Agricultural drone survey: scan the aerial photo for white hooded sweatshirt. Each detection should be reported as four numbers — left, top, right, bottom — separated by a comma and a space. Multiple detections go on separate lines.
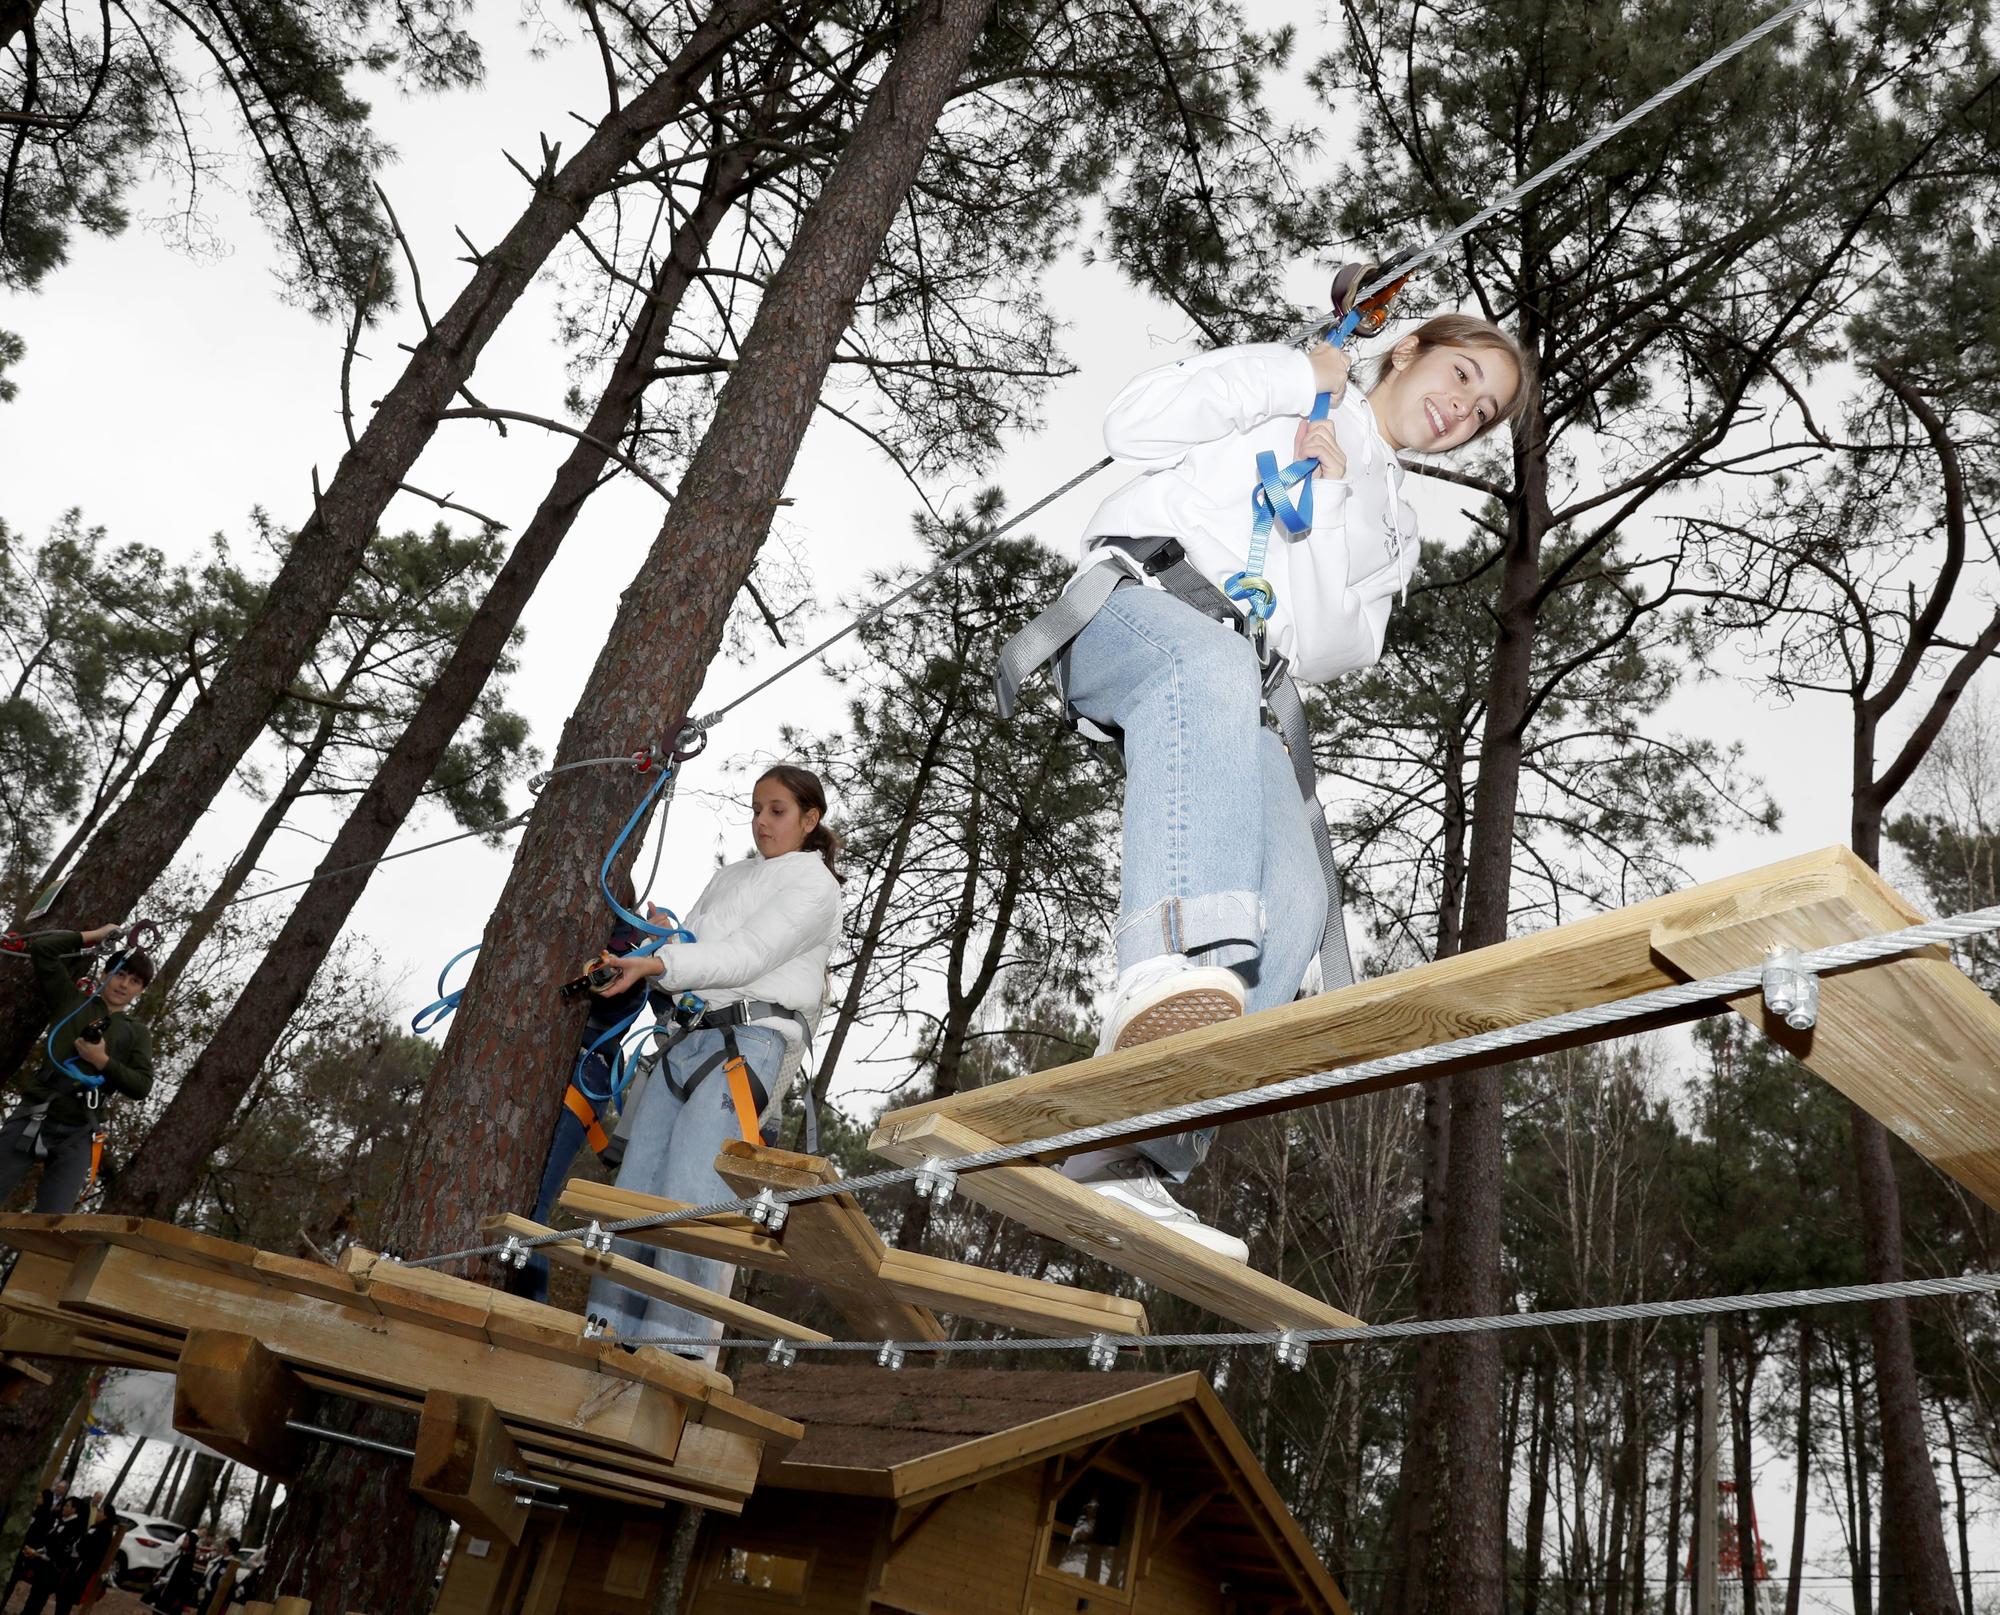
1078, 342, 1418, 684
650, 849, 842, 1047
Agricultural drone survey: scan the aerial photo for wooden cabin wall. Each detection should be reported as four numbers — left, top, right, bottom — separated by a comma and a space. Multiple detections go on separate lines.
869, 1469, 1044, 1615
686, 1492, 889, 1615
1129, 1534, 1226, 1615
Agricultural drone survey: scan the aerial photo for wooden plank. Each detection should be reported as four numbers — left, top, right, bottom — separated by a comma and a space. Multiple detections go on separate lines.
870, 846, 1889, 1157
875, 1249, 1151, 1337
871, 1116, 1361, 1331
56, 1243, 696, 1471
553, 1179, 791, 1268
481, 1213, 830, 1343
1650, 858, 2000, 1208
173, 1330, 307, 1477
250, 1250, 373, 1310
714, 1143, 944, 1343
0, 1215, 88, 1260
412, 1390, 532, 1546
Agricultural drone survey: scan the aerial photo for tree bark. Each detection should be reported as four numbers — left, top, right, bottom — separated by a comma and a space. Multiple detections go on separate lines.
108, 145, 752, 1225
101, 1436, 146, 1509
261, 0, 996, 1605
144, 1442, 183, 1514
1938, 1396, 1972, 1615
1519, 1356, 1552, 1615
1664, 1349, 1687, 1615
169, 1453, 224, 1529
1783, 1321, 1811, 1615
1415, 399, 1552, 1613
242, 1471, 280, 1546
0, 0, 783, 1078
1730, 1336, 1759, 1615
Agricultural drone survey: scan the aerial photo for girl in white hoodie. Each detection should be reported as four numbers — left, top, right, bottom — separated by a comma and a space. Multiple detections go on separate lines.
583, 764, 844, 1343
1053, 314, 1531, 1258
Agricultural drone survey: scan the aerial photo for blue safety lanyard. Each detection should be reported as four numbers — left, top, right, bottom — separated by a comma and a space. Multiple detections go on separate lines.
1222, 312, 1366, 627
45, 992, 107, 1090
411, 943, 482, 1035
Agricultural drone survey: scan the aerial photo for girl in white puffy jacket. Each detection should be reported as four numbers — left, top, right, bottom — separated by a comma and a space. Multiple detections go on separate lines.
583, 764, 844, 1344
1056, 313, 1531, 1260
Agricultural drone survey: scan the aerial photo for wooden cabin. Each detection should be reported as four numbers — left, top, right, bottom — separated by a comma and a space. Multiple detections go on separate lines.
433, 1367, 1350, 1615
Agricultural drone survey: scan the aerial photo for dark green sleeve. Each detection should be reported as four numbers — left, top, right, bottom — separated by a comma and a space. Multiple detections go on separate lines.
24, 931, 84, 1009
102, 1025, 154, 1100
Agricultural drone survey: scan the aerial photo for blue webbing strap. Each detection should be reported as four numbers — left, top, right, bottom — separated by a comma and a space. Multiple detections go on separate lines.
412, 943, 482, 1035
45, 993, 106, 1088
1224, 390, 1332, 622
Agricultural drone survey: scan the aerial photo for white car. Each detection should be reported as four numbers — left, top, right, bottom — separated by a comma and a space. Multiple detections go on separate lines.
112, 1517, 190, 1586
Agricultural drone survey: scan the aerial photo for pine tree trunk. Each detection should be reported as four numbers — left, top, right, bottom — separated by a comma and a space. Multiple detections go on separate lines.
242, 1472, 279, 1546
170, 1453, 224, 1529
1937, 1397, 1972, 1615
1843, 624, 1960, 1615
144, 1442, 181, 1514
0, 0, 783, 1078
101, 1437, 146, 1509
106, 149, 753, 1226
1730, 1337, 1759, 1615
260, 0, 995, 1605
1519, 1358, 1552, 1615
1416, 412, 1552, 1612
1783, 1321, 1811, 1615
1664, 1349, 1687, 1615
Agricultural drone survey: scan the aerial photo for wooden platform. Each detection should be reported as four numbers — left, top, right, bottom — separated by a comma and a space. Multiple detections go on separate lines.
870, 847, 2000, 1303
0, 1214, 802, 1517
556, 1142, 1156, 1338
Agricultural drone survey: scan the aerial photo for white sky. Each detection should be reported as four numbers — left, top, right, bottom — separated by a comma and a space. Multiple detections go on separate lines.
0, 3, 1982, 1606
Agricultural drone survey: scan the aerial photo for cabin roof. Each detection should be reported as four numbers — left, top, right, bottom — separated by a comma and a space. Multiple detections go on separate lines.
735, 1365, 1349, 1615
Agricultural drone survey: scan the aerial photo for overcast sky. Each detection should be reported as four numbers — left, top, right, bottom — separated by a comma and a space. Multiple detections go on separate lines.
1, 5, 1981, 1600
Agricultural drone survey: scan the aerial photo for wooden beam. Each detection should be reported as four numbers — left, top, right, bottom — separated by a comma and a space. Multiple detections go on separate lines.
556, 1177, 1148, 1337
411, 1390, 531, 1546
712, 1143, 945, 1343
54, 1242, 690, 1466
173, 1330, 307, 1478
478, 1213, 830, 1342
1651, 866, 2000, 1209
869, 847, 1902, 1158
870, 1116, 1360, 1330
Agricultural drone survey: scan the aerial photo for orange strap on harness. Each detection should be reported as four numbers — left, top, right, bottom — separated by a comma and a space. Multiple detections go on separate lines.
724, 1055, 763, 1145
563, 1084, 611, 1154
86, 1128, 105, 1191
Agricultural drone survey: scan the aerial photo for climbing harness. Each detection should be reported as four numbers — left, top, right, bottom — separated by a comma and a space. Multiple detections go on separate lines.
995, 537, 1355, 992
40, 919, 162, 1095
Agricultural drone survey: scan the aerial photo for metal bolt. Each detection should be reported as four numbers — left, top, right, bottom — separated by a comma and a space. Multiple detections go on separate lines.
582, 1316, 607, 1341
767, 1341, 798, 1368
913, 1158, 958, 1203
1086, 1334, 1119, 1372
1760, 943, 1821, 1031
499, 1236, 529, 1270
877, 1343, 906, 1371
582, 1221, 613, 1254
749, 1189, 789, 1232
1275, 1331, 1309, 1371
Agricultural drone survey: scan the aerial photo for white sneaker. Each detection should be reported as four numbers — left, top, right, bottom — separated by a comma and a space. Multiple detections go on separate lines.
1097, 953, 1245, 1055
1073, 1156, 1250, 1263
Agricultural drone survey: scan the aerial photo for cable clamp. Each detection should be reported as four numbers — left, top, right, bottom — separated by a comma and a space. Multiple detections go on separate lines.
499, 1235, 529, 1270
749, 1189, 789, 1232
631, 748, 656, 774
582, 1221, 614, 1254
877, 1343, 906, 1371
1274, 1331, 1309, 1371
1087, 1334, 1119, 1372
582, 1316, 607, 1341
767, 1340, 799, 1368
1760, 943, 1820, 1031
912, 1158, 958, 1203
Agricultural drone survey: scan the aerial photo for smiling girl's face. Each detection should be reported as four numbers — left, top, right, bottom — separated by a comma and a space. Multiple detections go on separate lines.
1369, 337, 1522, 454
751, 775, 820, 859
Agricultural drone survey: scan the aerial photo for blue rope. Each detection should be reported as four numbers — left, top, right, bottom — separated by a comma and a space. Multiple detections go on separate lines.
1222, 313, 1366, 622
412, 943, 482, 1035
45, 992, 106, 1087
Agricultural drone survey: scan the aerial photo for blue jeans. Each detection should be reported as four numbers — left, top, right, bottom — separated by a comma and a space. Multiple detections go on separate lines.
585, 1024, 787, 1344
1065, 585, 1326, 1179
512, 1052, 614, 1305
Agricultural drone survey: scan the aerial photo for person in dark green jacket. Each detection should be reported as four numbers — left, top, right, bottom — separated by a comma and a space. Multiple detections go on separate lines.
0, 925, 155, 1209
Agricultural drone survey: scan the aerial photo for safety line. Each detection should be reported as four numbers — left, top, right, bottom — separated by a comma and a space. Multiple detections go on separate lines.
681, 0, 1827, 730
225, 812, 531, 908
400, 900, 2000, 1269
623, 1271, 2000, 1358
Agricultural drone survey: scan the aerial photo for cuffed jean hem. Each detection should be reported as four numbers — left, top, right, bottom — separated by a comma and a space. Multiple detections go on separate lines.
1113, 890, 1261, 973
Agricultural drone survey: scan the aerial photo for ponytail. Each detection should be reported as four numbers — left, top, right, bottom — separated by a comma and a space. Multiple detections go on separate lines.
758, 765, 845, 885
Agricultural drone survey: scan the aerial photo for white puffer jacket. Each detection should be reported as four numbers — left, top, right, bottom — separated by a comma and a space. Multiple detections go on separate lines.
1077, 342, 1418, 685
651, 850, 842, 1048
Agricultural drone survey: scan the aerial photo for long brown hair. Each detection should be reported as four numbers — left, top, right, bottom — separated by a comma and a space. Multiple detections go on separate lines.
757, 765, 844, 884
1373, 313, 1535, 438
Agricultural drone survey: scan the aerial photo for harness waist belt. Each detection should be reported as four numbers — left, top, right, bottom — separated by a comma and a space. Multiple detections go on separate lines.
994, 536, 1354, 992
